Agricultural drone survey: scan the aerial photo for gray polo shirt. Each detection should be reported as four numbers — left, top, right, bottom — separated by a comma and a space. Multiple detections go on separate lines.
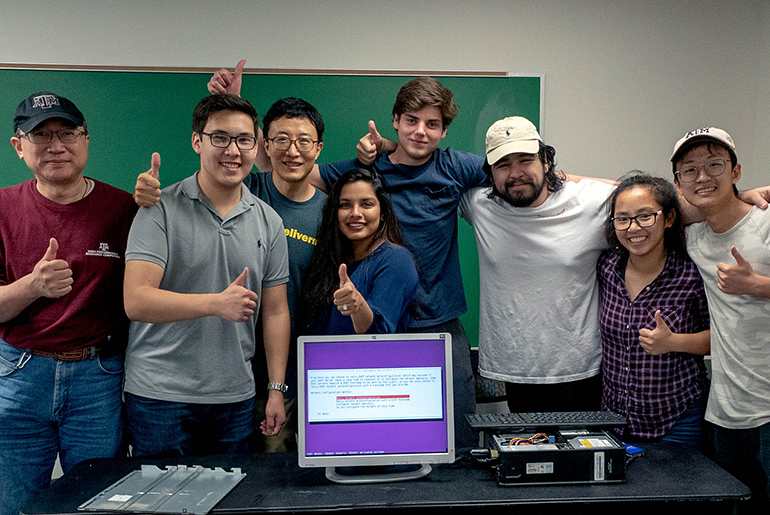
124, 173, 289, 404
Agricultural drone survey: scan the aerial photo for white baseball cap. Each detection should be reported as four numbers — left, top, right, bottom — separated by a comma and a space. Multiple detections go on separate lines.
670, 127, 735, 163
485, 116, 542, 165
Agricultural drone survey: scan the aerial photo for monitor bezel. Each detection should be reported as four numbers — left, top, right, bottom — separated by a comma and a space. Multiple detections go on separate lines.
297, 332, 455, 470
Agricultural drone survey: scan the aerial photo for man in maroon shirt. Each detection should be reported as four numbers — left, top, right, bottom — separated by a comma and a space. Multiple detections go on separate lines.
0, 92, 137, 515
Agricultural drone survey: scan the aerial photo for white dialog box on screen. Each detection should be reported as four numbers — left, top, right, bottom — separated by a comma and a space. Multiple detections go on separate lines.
307, 367, 443, 423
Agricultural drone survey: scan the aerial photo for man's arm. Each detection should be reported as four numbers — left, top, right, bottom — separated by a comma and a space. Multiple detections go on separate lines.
123, 261, 258, 323
563, 173, 618, 186
258, 283, 290, 435
307, 164, 325, 192
0, 238, 72, 323
737, 185, 770, 210
680, 186, 770, 225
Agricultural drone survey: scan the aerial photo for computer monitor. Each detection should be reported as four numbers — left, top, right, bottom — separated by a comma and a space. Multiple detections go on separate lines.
297, 333, 455, 484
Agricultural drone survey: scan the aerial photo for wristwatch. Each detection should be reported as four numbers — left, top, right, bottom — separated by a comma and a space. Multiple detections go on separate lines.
267, 382, 288, 394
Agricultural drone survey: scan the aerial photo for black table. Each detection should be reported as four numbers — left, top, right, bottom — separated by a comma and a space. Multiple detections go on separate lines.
22, 443, 750, 515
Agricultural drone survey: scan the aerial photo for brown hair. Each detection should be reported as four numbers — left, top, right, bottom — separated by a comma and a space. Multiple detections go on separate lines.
392, 77, 458, 129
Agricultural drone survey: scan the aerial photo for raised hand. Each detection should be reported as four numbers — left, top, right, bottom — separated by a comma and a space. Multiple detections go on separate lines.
31, 238, 73, 298
717, 246, 760, 295
216, 267, 258, 322
333, 264, 363, 315
356, 120, 383, 165
134, 152, 162, 207
638, 310, 674, 355
207, 59, 246, 96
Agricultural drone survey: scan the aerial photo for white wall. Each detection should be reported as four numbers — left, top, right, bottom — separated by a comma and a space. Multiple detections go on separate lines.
1, 0, 768, 188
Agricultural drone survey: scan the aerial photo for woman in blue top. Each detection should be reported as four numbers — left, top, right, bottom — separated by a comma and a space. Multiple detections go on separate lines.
301, 168, 418, 335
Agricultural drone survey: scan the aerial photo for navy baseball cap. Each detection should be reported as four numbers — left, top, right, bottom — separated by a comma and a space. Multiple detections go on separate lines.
13, 92, 85, 133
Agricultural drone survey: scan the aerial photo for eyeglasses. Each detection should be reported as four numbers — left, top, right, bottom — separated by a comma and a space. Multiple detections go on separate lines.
675, 159, 730, 183
200, 132, 257, 150
611, 210, 663, 231
21, 129, 87, 144
267, 136, 318, 152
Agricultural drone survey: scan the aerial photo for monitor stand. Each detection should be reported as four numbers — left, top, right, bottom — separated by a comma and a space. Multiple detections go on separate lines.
325, 464, 432, 484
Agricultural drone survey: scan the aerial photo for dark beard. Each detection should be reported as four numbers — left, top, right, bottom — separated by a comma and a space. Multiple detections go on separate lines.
493, 179, 546, 208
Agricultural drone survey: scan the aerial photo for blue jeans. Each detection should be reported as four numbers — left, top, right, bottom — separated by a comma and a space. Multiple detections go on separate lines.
0, 340, 124, 515
125, 392, 255, 457
660, 396, 706, 447
411, 319, 477, 448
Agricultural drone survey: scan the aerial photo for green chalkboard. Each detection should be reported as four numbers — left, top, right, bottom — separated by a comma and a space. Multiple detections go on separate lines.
0, 69, 542, 346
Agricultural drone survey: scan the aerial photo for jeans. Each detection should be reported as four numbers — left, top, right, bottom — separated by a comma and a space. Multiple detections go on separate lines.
660, 396, 706, 447
0, 340, 124, 515
709, 421, 770, 515
411, 319, 477, 448
125, 392, 255, 457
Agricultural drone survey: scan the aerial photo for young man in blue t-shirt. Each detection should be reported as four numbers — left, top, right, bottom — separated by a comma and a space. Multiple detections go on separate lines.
312, 77, 486, 447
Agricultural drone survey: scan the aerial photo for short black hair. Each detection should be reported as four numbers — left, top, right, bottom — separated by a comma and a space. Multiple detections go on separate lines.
672, 141, 739, 196
192, 94, 259, 135
262, 97, 324, 142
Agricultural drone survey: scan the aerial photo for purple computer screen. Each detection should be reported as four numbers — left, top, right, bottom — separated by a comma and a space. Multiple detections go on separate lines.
303, 338, 449, 456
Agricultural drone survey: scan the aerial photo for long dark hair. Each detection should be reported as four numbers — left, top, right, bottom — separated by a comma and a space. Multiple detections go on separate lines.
604, 171, 686, 258
301, 168, 404, 329
483, 141, 564, 200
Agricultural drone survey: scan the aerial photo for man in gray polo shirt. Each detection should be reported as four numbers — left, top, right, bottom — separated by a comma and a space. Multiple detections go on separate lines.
123, 94, 290, 456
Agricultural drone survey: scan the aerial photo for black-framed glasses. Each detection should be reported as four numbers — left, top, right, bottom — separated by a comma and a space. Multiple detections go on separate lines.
200, 131, 257, 150
267, 136, 318, 152
21, 129, 87, 144
611, 210, 663, 231
675, 159, 730, 183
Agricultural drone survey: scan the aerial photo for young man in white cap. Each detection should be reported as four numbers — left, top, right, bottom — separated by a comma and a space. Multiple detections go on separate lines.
671, 127, 770, 513
0, 92, 136, 515
459, 116, 615, 413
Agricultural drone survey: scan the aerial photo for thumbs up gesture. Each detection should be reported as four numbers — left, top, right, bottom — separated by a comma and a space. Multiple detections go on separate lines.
356, 121, 384, 165
217, 267, 259, 322
638, 310, 673, 355
717, 246, 761, 296
31, 238, 73, 298
134, 152, 162, 207
208, 59, 246, 96
333, 264, 363, 316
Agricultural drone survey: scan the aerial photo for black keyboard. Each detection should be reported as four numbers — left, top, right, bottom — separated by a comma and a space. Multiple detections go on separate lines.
466, 411, 627, 430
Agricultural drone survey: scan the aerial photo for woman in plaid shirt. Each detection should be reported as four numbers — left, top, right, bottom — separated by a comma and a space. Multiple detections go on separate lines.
597, 172, 710, 446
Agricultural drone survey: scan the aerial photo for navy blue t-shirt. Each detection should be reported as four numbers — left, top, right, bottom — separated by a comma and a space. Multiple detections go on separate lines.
245, 172, 326, 396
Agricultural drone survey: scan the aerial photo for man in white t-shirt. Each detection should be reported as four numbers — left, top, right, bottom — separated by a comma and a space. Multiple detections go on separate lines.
460, 117, 615, 413
671, 127, 770, 513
